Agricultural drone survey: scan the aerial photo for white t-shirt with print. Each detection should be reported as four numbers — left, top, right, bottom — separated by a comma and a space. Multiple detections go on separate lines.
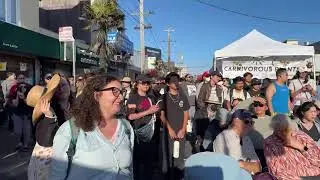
289, 79, 316, 106
225, 89, 251, 102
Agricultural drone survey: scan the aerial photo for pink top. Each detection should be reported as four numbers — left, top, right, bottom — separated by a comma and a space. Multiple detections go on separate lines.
264, 131, 320, 180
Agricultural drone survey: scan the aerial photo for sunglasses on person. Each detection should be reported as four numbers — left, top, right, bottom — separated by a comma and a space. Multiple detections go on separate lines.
77, 78, 84, 81
244, 119, 254, 125
95, 87, 125, 97
253, 101, 265, 107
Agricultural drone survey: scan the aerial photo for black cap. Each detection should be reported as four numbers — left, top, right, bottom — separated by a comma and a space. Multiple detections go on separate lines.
251, 78, 261, 86
135, 74, 151, 82
165, 72, 180, 84
210, 71, 222, 77
231, 109, 256, 123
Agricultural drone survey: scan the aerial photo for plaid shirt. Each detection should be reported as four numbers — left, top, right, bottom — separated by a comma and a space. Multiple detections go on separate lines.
264, 131, 320, 180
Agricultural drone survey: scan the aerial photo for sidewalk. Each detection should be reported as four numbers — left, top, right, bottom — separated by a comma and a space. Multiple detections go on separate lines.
0, 125, 31, 180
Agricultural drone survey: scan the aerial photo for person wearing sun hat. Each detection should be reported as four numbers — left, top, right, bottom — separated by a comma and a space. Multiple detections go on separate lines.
121, 77, 132, 104
27, 74, 61, 180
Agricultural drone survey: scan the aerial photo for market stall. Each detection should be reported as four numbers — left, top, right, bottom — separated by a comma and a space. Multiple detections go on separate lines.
214, 29, 315, 79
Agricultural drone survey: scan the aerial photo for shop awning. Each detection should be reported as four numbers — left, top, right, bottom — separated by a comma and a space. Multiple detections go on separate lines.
0, 21, 61, 59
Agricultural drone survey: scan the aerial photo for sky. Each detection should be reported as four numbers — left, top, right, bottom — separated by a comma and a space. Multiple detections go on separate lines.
118, 0, 320, 74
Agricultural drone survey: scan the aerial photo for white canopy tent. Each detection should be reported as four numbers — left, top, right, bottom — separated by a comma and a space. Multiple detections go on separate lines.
214, 29, 315, 79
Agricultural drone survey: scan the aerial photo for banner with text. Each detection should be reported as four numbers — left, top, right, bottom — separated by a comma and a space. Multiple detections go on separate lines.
222, 60, 307, 79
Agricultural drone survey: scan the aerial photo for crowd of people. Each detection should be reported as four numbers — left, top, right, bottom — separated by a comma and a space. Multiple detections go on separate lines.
1, 66, 320, 180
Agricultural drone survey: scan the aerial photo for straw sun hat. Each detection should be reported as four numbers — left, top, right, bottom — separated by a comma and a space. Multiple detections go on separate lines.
26, 74, 61, 122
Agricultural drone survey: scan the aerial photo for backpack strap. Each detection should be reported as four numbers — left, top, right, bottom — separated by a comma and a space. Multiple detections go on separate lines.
244, 90, 248, 100
120, 119, 133, 150
229, 88, 234, 102
65, 119, 80, 180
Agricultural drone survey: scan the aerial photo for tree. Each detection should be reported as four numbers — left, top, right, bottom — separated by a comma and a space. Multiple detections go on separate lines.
83, 0, 125, 71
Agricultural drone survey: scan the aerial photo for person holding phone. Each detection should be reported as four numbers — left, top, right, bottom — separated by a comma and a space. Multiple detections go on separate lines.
264, 114, 320, 180
289, 67, 316, 111
127, 74, 159, 180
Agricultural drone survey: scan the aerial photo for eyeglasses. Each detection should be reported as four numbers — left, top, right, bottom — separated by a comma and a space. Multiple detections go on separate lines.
95, 87, 124, 97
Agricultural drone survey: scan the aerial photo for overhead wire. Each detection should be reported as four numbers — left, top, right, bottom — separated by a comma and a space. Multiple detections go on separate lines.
194, 0, 320, 25
118, 3, 168, 60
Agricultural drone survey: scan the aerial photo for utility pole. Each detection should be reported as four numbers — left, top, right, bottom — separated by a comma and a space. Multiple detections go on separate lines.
164, 27, 175, 71
133, 0, 152, 73
139, 0, 145, 74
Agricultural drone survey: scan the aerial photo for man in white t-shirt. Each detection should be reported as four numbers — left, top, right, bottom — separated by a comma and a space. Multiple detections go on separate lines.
225, 76, 251, 111
289, 67, 316, 108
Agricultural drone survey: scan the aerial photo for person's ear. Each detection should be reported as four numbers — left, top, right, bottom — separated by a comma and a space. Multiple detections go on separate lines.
94, 91, 101, 102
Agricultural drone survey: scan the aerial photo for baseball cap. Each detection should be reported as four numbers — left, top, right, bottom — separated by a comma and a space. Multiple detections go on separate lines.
298, 66, 312, 73
165, 72, 180, 84
210, 70, 223, 77
230, 109, 256, 124
135, 74, 151, 82
251, 78, 261, 86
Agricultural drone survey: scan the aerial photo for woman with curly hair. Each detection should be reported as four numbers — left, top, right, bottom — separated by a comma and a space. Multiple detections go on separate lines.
50, 75, 134, 180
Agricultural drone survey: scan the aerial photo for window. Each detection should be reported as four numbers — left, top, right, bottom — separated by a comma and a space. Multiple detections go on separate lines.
10, 0, 16, 24
0, 0, 5, 21
0, 0, 19, 24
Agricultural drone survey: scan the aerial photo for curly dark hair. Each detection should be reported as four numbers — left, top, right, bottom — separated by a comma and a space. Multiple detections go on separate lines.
72, 75, 120, 132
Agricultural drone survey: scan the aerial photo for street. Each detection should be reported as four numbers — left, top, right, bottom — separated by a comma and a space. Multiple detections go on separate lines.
0, 122, 31, 180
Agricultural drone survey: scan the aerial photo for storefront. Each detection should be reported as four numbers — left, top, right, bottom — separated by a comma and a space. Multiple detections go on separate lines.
0, 21, 61, 84
76, 47, 99, 75
0, 21, 99, 84
41, 46, 100, 78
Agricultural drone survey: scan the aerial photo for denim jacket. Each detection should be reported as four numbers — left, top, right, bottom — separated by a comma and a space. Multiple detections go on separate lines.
296, 119, 320, 146
50, 119, 134, 180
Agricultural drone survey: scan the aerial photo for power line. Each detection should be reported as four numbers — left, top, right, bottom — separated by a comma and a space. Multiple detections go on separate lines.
194, 0, 320, 25
118, 4, 168, 60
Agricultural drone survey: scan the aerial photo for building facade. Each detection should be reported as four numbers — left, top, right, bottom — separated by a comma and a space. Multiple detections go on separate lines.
0, 0, 99, 84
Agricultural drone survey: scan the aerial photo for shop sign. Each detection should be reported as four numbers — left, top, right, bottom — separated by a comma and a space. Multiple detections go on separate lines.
222, 60, 308, 79
2, 42, 18, 49
76, 47, 99, 66
0, 62, 7, 71
107, 32, 117, 43
145, 46, 162, 60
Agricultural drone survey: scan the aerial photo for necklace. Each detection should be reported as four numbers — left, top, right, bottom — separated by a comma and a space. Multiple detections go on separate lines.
169, 93, 180, 103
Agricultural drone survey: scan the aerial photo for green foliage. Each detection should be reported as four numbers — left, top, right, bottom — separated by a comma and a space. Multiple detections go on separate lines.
82, 0, 125, 70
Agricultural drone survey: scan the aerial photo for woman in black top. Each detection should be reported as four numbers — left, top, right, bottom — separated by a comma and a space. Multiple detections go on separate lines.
296, 102, 320, 144
127, 74, 159, 180
27, 74, 61, 180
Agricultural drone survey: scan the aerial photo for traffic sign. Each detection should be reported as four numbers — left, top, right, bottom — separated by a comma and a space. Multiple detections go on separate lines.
59, 26, 74, 42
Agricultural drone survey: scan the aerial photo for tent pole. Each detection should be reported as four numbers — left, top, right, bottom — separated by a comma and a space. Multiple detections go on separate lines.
313, 55, 316, 80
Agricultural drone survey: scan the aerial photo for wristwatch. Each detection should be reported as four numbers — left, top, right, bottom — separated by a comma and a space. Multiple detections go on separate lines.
303, 145, 309, 152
